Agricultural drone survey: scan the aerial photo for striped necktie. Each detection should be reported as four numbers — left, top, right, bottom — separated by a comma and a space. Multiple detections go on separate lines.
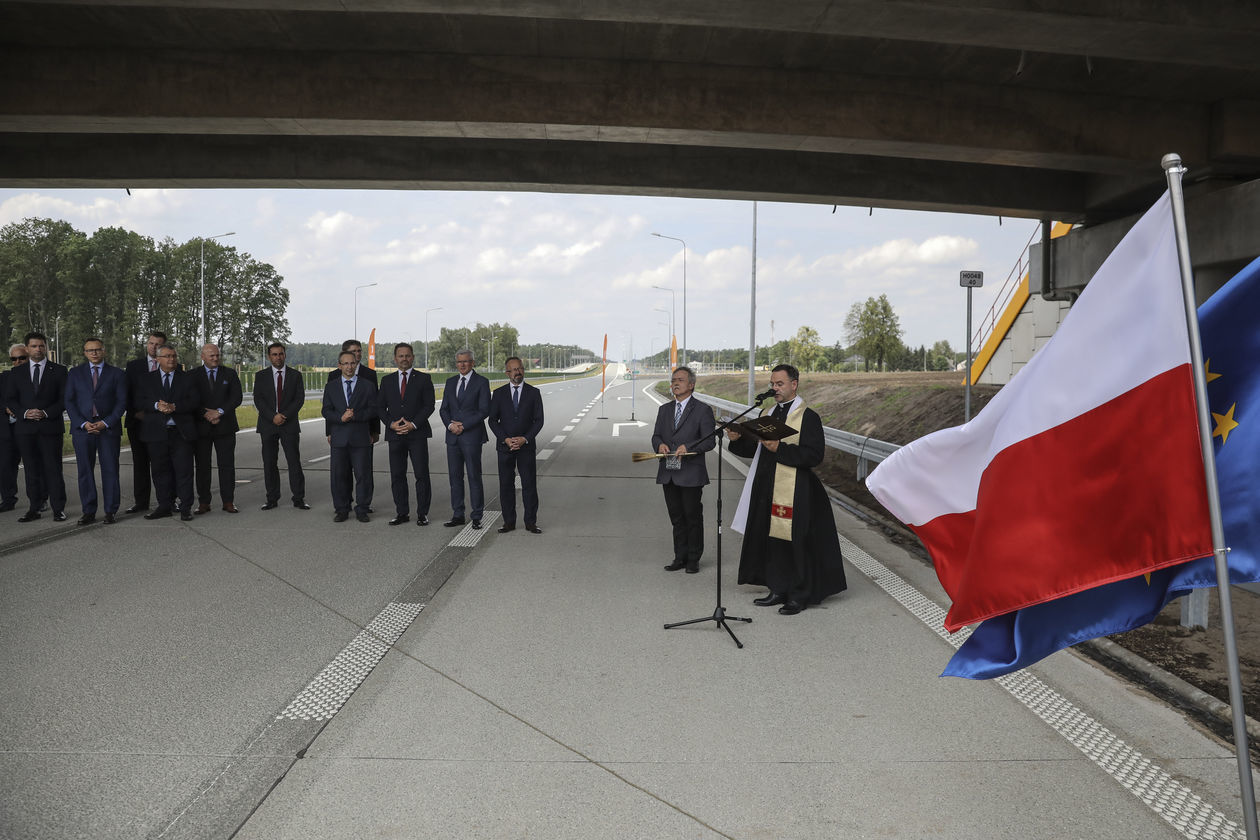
674, 401, 683, 429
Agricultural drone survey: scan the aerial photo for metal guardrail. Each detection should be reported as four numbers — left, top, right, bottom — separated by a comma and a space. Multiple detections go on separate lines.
699, 393, 901, 479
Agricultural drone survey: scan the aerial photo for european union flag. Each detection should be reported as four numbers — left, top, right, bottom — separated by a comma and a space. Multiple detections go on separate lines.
945, 254, 1260, 679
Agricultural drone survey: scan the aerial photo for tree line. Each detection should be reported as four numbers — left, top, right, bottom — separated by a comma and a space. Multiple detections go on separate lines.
0, 218, 290, 367
638, 294, 963, 373
284, 329, 596, 373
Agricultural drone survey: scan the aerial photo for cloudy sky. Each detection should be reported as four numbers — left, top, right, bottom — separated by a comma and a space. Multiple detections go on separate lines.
0, 187, 1041, 359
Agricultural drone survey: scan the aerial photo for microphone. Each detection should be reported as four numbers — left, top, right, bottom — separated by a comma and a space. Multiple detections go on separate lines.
754, 388, 776, 403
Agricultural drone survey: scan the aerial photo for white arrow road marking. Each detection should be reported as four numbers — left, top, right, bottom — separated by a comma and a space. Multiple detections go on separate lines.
611, 421, 648, 437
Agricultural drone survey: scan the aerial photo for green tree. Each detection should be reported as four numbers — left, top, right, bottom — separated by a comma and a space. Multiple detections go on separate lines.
0, 218, 88, 356
788, 325, 823, 371
930, 339, 956, 371
843, 294, 903, 371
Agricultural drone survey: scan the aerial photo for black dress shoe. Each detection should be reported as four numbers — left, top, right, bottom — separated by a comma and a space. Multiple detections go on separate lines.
18, 511, 41, 522
444, 517, 465, 527
333, 511, 349, 522
293, 500, 311, 510
356, 512, 371, 523
180, 510, 194, 521
125, 504, 149, 514
498, 523, 516, 533
471, 518, 482, 530
0, 501, 16, 512
754, 592, 787, 607
525, 524, 542, 534
684, 564, 700, 574
77, 513, 96, 525
260, 501, 279, 510
778, 601, 805, 616
144, 508, 172, 520
103, 513, 117, 524
417, 515, 429, 526
389, 515, 409, 526
53, 511, 68, 522
663, 561, 687, 571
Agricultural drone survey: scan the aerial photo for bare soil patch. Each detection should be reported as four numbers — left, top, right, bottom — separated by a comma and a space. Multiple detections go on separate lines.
697, 372, 1260, 715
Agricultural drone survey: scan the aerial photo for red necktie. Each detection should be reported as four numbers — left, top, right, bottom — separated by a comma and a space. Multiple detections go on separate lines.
400, 371, 407, 400
91, 365, 100, 417
276, 369, 283, 401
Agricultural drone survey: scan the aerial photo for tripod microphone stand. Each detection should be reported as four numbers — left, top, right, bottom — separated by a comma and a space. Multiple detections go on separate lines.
664, 399, 766, 648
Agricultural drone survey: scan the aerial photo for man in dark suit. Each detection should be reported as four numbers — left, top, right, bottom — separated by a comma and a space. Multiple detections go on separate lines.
140, 344, 200, 521
253, 342, 309, 510
326, 339, 380, 443
651, 366, 716, 573
322, 350, 378, 522
488, 356, 545, 534
377, 342, 435, 526
123, 330, 169, 514
192, 343, 243, 514
5, 332, 68, 522
438, 349, 491, 529
65, 337, 127, 525
0, 343, 28, 512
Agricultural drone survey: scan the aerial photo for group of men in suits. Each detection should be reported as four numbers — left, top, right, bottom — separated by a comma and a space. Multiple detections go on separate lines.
0, 330, 244, 525
437, 349, 544, 534
0, 331, 547, 534
316, 342, 544, 533
120, 334, 245, 522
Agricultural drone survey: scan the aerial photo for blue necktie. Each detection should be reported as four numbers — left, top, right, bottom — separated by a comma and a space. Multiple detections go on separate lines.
163, 373, 171, 397
345, 380, 353, 404
512, 385, 520, 411
674, 401, 683, 429
457, 376, 466, 400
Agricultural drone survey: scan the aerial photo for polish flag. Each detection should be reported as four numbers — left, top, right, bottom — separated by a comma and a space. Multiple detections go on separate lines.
866, 192, 1212, 632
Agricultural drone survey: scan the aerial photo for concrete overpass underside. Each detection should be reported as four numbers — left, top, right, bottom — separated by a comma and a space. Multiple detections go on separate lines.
3, 1, 1260, 224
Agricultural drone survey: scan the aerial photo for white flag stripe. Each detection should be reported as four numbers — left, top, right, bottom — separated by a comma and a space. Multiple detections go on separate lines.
870, 192, 1189, 525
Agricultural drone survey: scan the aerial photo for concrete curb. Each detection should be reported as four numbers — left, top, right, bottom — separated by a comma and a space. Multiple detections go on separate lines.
1081, 635, 1260, 744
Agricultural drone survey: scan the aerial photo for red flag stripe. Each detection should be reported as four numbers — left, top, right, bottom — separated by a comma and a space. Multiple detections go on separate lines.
913, 364, 1212, 632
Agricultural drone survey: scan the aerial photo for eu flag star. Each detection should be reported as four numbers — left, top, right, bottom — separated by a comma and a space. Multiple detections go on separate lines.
1205, 359, 1223, 383
1212, 402, 1239, 444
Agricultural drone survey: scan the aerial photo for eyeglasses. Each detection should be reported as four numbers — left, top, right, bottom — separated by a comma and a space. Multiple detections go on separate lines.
10, 356, 27, 362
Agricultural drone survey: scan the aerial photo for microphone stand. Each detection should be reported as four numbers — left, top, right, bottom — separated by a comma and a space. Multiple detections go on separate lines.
664, 397, 768, 648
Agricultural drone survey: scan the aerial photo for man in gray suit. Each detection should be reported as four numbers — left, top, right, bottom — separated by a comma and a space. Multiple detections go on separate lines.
651, 366, 716, 573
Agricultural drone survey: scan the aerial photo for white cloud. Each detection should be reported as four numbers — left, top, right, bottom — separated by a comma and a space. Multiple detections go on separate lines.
305, 210, 374, 241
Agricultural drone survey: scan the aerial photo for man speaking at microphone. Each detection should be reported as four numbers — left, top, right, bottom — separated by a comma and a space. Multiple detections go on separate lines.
652, 366, 715, 574
727, 364, 846, 615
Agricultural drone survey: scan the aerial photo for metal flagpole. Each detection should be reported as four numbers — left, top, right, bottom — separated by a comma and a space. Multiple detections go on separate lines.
1163, 152, 1259, 840
748, 201, 757, 404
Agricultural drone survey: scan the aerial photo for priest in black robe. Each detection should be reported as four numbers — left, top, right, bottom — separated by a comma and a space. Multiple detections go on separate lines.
727, 363, 847, 615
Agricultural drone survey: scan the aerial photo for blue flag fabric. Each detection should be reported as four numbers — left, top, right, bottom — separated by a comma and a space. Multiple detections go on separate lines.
945, 254, 1260, 679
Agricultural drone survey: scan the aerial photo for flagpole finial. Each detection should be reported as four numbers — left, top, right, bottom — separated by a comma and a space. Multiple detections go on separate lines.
1161, 153, 1184, 172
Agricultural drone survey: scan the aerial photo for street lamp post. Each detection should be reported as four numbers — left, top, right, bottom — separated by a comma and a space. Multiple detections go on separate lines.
353, 282, 378, 338
652, 232, 686, 365
652, 288, 675, 362
424, 306, 443, 369
653, 305, 673, 354
487, 329, 498, 371
200, 231, 235, 347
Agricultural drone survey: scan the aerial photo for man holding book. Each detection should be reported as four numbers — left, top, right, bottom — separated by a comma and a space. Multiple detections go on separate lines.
727, 364, 847, 615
